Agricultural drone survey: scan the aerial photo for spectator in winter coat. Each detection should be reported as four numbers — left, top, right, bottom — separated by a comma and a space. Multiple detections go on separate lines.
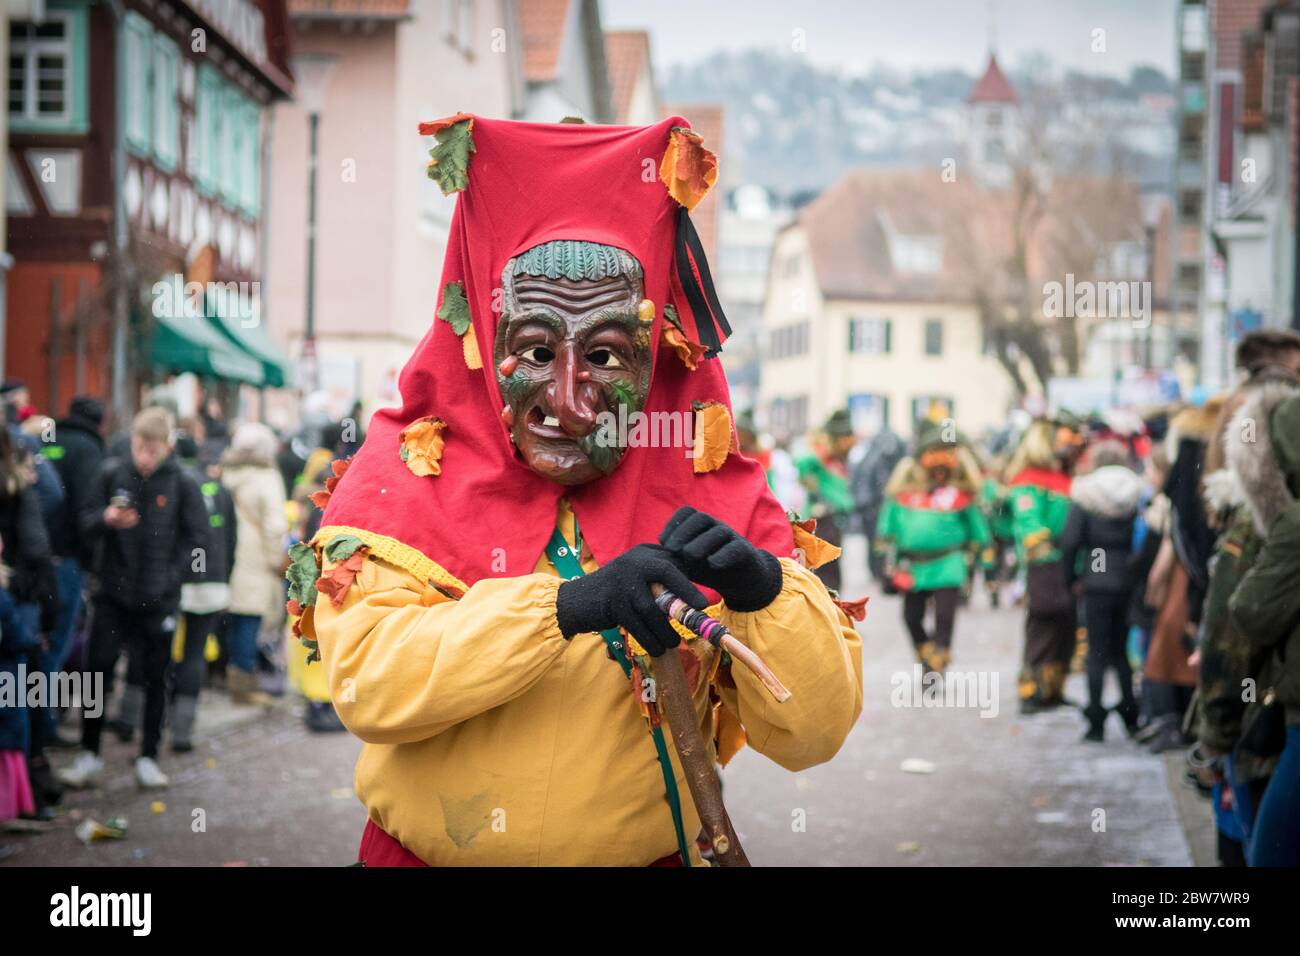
59, 408, 208, 791
1059, 441, 1145, 742
37, 396, 105, 744
1228, 392, 1300, 866
222, 423, 288, 707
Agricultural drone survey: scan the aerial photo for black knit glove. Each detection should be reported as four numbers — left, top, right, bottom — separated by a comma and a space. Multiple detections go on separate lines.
555, 544, 708, 657
659, 506, 783, 612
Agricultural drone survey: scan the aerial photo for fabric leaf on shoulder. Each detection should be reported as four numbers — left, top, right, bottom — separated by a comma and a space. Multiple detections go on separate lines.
316, 534, 372, 609
788, 514, 842, 569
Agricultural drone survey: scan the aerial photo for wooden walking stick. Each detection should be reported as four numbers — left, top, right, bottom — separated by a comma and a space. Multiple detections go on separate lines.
649, 584, 792, 867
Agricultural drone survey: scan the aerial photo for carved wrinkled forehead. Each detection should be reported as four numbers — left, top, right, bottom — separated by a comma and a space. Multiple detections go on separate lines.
501, 240, 643, 313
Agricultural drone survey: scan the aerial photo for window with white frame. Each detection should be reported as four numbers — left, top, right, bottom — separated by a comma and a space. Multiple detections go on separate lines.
443, 0, 476, 56
9, 11, 79, 127
848, 316, 891, 354
924, 317, 944, 356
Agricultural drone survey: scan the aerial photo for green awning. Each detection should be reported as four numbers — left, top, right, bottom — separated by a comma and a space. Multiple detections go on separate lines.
152, 310, 265, 386
206, 309, 293, 389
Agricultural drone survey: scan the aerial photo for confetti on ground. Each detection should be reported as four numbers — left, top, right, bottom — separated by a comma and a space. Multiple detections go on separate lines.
150, 801, 166, 814
900, 758, 936, 774
896, 841, 923, 854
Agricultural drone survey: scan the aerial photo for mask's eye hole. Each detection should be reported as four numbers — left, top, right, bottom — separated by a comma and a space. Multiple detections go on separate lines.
586, 348, 623, 369
520, 346, 555, 364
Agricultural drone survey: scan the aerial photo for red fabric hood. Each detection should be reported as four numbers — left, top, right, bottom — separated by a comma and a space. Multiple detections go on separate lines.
320, 115, 794, 586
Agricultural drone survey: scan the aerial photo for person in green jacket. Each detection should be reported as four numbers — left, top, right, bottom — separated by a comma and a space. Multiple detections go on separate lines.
796, 409, 857, 591
875, 423, 991, 674
1228, 390, 1300, 867
1004, 415, 1085, 713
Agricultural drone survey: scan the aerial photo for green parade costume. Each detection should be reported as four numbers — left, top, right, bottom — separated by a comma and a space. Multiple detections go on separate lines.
1004, 418, 1082, 711
875, 424, 991, 672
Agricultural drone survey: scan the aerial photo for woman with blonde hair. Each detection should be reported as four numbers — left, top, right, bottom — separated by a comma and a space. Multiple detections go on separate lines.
221, 423, 288, 705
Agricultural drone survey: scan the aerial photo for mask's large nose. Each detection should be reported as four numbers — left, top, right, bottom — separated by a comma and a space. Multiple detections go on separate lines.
549, 344, 598, 437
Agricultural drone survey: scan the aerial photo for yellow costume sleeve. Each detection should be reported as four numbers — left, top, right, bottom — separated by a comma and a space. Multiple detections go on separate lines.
312, 556, 569, 745
714, 558, 863, 771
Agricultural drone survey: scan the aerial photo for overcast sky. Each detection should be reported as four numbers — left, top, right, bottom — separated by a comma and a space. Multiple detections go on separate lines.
601, 0, 1178, 78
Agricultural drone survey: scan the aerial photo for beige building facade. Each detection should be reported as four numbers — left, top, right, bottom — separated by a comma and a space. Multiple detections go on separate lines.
265, 0, 524, 423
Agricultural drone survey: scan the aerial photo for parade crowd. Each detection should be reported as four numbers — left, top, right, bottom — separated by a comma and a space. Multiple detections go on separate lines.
0, 383, 360, 832
770, 328, 1300, 868
1, 330, 1298, 867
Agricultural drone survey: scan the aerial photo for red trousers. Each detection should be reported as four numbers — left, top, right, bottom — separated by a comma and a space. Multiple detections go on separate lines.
357, 820, 685, 866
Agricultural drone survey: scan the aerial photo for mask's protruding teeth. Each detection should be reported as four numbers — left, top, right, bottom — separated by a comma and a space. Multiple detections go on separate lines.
542, 415, 560, 427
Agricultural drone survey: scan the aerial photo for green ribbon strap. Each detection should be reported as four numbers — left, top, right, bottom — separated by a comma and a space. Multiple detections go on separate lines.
544, 522, 692, 867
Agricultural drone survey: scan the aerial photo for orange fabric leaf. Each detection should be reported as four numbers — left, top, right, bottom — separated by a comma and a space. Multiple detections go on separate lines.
691, 401, 733, 474
418, 112, 473, 137
659, 126, 717, 211
399, 416, 447, 478
309, 490, 331, 509
292, 604, 316, 641
835, 595, 870, 622
661, 325, 706, 371
286, 598, 303, 618
315, 547, 369, 608
462, 329, 482, 369
791, 521, 841, 569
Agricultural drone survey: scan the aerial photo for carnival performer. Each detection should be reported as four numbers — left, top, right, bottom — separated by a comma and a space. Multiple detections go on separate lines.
1005, 415, 1085, 713
292, 115, 864, 867
795, 409, 857, 591
875, 422, 991, 673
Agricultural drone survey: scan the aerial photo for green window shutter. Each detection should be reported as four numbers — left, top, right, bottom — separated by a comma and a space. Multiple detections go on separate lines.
884, 318, 892, 354
195, 65, 216, 193
220, 83, 241, 205
152, 33, 179, 170
242, 100, 261, 215
123, 13, 153, 155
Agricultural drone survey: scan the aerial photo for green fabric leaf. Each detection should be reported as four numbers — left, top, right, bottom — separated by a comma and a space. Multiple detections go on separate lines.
663, 303, 683, 332
437, 281, 471, 336
286, 542, 320, 608
324, 534, 367, 563
427, 119, 475, 195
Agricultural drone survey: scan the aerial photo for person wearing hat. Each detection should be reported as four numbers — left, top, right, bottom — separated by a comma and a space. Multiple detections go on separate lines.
1004, 416, 1086, 712
1, 380, 34, 425
874, 421, 992, 673
795, 409, 857, 591
297, 115, 864, 866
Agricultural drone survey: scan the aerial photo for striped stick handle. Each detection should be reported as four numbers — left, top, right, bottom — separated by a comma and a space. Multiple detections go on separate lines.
651, 586, 792, 703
